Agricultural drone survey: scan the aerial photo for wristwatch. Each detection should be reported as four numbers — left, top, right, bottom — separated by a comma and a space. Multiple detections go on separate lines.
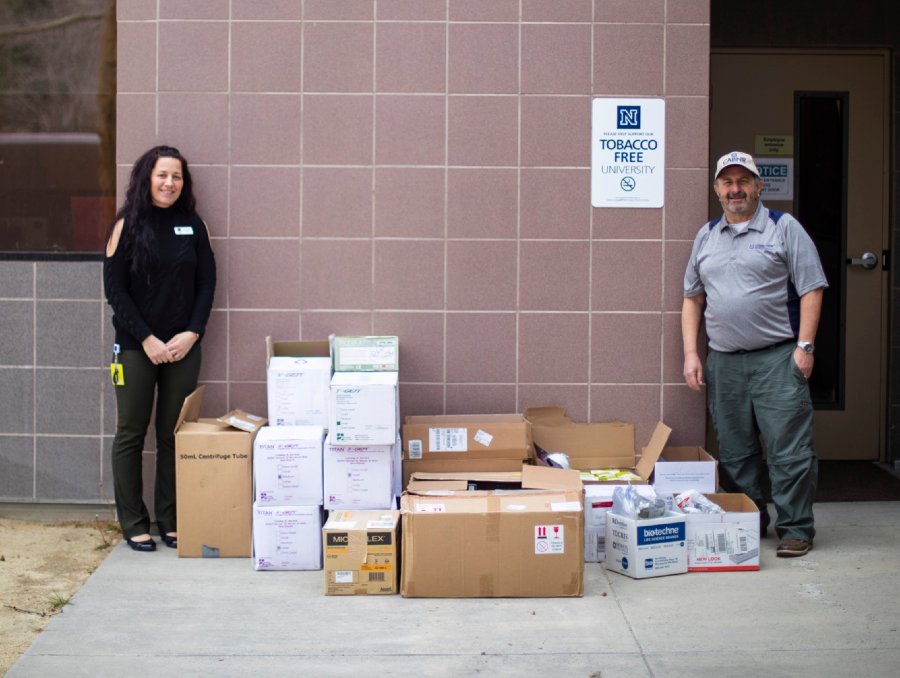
797, 341, 815, 354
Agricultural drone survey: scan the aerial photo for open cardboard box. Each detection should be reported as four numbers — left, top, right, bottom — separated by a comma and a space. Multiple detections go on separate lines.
527, 406, 671, 483
175, 387, 266, 558
400, 465, 584, 598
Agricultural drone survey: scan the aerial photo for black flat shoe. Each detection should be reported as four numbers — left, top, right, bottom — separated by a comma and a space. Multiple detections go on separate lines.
160, 533, 177, 549
126, 536, 157, 552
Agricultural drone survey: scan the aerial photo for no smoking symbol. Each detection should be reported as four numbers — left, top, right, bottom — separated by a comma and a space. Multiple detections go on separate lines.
620, 176, 636, 192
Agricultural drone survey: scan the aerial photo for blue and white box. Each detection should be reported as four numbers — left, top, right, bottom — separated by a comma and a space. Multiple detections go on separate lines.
604, 511, 687, 579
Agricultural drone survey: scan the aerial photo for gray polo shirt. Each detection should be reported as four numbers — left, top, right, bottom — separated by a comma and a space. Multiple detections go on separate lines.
683, 203, 828, 352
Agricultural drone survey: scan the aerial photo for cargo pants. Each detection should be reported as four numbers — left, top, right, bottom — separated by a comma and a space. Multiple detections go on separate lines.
111, 344, 201, 539
705, 341, 817, 542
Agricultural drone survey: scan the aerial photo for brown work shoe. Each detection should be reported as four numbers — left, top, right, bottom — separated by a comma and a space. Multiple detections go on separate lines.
776, 538, 812, 558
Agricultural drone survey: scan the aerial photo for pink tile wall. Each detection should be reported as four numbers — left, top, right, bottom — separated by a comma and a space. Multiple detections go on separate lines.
116, 5, 711, 441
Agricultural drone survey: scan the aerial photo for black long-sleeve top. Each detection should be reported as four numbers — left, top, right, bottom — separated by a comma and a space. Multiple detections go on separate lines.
103, 205, 216, 350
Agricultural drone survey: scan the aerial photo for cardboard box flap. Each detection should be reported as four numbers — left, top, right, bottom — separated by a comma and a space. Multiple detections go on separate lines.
408, 470, 523, 484
635, 421, 673, 480
174, 386, 204, 434
265, 336, 330, 362
521, 464, 582, 491
407, 479, 470, 493
405, 413, 528, 426
530, 419, 635, 468
525, 406, 573, 427
216, 409, 267, 434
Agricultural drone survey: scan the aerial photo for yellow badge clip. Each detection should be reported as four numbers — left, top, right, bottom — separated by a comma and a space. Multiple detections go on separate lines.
110, 343, 125, 386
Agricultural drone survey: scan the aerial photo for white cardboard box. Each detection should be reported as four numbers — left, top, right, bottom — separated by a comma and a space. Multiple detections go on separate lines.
605, 511, 687, 579
652, 446, 718, 494
324, 435, 399, 510
329, 371, 399, 445
584, 485, 658, 563
253, 426, 325, 505
252, 503, 323, 571
267, 356, 332, 427
683, 493, 760, 572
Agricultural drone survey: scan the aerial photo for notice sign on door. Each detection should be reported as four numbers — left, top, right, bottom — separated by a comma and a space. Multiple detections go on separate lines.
756, 157, 794, 201
591, 98, 665, 208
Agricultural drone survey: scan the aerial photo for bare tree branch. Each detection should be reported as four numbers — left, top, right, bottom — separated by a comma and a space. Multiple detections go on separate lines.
0, 12, 103, 39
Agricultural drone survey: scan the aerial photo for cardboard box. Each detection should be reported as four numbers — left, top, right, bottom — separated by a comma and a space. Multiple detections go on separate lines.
401, 458, 524, 490
683, 493, 760, 572
604, 511, 688, 579
402, 414, 534, 462
652, 446, 718, 494
333, 335, 399, 372
584, 484, 658, 563
324, 435, 399, 510
175, 387, 266, 558
323, 510, 401, 595
252, 504, 323, 571
400, 465, 584, 598
265, 337, 332, 427
329, 371, 399, 445
527, 406, 670, 482
253, 425, 325, 505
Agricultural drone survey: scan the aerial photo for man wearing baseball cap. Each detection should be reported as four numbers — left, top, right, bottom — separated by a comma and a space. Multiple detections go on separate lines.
681, 151, 828, 558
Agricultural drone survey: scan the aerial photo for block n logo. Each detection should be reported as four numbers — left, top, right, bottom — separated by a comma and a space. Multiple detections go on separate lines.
617, 105, 641, 129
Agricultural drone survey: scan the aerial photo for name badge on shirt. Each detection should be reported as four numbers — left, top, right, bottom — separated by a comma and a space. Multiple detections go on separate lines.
174, 226, 194, 235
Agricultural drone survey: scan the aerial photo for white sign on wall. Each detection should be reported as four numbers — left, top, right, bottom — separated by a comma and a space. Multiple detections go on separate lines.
756, 157, 794, 201
591, 98, 665, 208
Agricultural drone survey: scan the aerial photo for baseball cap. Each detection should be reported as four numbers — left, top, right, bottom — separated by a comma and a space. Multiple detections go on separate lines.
714, 151, 760, 179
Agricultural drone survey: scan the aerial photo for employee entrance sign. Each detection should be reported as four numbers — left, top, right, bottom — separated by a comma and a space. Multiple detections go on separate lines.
591, 98, 665, 208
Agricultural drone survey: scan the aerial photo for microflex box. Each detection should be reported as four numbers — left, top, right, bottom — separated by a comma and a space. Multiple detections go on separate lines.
605, 511, 687, 579
324, 435, 400, 511
252, 503, 323, 571
253, 426, 325, 506
265, 337, 332, 427
329, 371, 399, 445
683, 493, 761, 572
332, 335, 399, 372
322, 510, 400, 595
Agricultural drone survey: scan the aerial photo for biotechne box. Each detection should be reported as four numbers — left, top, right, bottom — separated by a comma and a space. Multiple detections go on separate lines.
604, 511, 687, 579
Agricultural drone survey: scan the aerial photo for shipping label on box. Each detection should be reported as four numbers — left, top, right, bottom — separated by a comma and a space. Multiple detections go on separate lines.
605, 511, 687, 579
252, 504, 323, 571
323, 510, 400, 595
333, 336, 399, 372
684, 494, 760, 571
329, 371, 399, 445
253, 426, 325, 505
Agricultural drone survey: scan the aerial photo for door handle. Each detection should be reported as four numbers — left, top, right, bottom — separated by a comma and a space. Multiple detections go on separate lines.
847, 251, 878, 270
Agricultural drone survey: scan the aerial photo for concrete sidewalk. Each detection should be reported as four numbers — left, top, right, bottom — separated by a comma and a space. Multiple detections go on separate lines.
9, 501, 900, 678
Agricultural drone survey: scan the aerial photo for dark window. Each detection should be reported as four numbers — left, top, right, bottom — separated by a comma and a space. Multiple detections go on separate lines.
0, 1, 116, 256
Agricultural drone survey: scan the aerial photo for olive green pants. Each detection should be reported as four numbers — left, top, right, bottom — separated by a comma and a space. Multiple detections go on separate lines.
111, 345, 201, 539
706, 341, 817, 542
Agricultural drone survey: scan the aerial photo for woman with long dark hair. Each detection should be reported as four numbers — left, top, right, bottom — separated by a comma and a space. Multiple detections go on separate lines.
104, 145, 216, 552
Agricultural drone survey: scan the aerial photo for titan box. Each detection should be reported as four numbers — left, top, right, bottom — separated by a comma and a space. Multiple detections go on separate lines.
604, 511, 688, 579
328, 371, 399, 445
253, 425, 325, 505
252, 503, 323, 571
322, 510, 401, 595
174, 387, 266, 558
400, 465, 584, 598
265, 337, 332, 427
683, 493, 760, 572
332, 335, 399, 372
584, 484, 658, 563
324, 435, 400, 510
